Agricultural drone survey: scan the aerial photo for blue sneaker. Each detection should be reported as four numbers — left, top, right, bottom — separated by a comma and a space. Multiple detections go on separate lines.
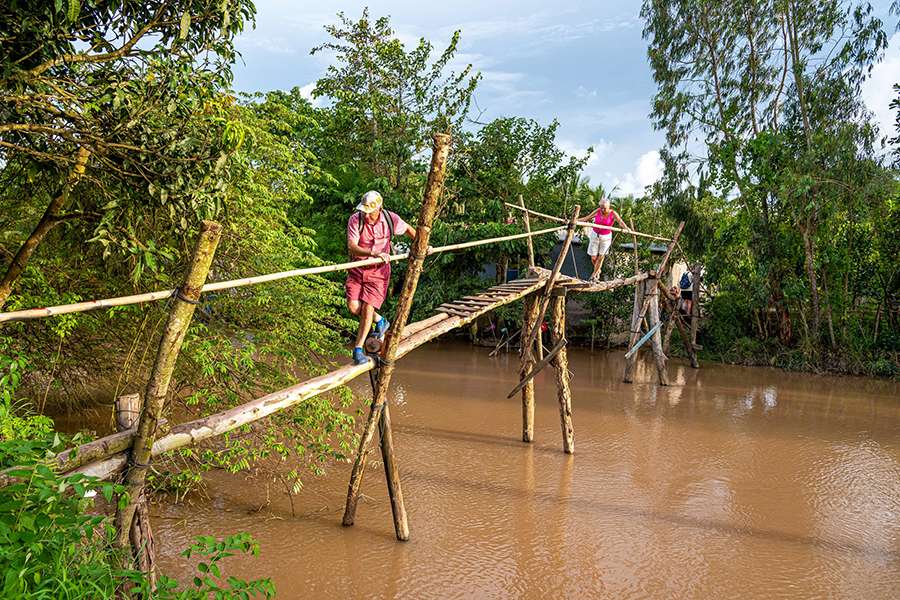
373, 316, 390, 339
352, 347, 370, 365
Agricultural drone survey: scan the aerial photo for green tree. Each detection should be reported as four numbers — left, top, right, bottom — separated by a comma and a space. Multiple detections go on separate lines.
311, 8, 480, 195
642, 0, 891, 351
0, 0, 256, 308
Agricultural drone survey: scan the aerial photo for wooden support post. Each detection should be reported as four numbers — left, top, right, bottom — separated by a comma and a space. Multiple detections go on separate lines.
550, 291, 574, 454
520, 205, 580, 359
623, 278, 646, 383
114, 220, 221, 550
378, 398, 406, 540
519, 293, 539, 442
658, 281, 699, 369
519, 194, 535, 269
645, 280, 669, 386
342, 133, 451, 540
116, 394, 156, 585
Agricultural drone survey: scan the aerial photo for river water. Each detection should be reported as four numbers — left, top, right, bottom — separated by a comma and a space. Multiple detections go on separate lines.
151, 342, 900, 599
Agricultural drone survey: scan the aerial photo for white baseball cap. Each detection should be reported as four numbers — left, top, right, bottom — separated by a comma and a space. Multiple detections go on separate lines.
355, 190, 383, 214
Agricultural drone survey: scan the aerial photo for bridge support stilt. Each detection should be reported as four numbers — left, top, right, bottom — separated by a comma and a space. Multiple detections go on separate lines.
519, 293, 539, 442
342, 132, 452, 540
646, 279, 670, 386
550, 290, 574, 454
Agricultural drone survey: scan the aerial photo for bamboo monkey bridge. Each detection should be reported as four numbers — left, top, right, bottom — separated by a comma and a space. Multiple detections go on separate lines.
0, 134, 688, 577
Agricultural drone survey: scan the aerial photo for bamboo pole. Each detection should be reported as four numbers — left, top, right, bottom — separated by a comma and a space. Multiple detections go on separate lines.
550, 292, 574, 454
45, 275, 552, 488
507, 336, 566, 399
658, 281, 699, 369
504, 202, 671, 242
519, 293, 539, 442
0, 226, 565, 324
519, 195, 535, 268
623, 279, 647, 383
645, 280, 670, 386
520, 206, 580, 360
342, 132, 451, 539
115, 394, 156, 586
114, 220, 222, 549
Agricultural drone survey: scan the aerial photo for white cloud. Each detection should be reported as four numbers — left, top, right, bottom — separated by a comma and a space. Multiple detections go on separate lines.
611, 150, 663, 197
861, 32, 900, 141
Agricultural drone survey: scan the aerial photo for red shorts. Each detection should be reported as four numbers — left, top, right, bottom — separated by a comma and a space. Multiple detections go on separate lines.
345, 266, 390, 309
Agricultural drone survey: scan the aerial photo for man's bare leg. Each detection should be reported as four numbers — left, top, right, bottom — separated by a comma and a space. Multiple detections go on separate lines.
348, 299, 381, 346
354, 302, 377, 349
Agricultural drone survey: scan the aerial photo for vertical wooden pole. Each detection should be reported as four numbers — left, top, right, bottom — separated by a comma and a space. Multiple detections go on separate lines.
658, 281, 699, 369
116, 394, 156, 585
520, 293, 539, 442
645, 279, 670, 386
520, 205, 580, 358
378, 399, 406, 540
550, 290, 574, 453
519, 194, 535, 269
114, 220, 221, 549
623, 280, 646, 383
342, 133, 451, 540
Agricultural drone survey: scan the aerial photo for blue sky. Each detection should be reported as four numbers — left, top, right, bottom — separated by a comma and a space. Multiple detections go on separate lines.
232, 1, 899, 196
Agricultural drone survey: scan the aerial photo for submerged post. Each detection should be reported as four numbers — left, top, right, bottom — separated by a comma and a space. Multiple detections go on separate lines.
342, 132, 451, 540
520, 292, 539, 442
645, 280, 670, 386
549, 289, 574, 453
114, 220, 222, 549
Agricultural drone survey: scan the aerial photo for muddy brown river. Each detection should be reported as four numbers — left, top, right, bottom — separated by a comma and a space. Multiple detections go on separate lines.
148, 342, 899, 599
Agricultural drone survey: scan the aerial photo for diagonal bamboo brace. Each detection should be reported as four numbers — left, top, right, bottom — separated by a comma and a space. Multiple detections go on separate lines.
114, 220, 222, 550
342, 132, 452, 540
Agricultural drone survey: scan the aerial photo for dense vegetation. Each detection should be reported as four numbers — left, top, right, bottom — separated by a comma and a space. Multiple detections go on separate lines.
0, 0, 897, 595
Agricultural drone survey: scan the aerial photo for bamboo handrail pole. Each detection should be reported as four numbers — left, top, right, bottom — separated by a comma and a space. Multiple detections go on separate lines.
503, 202, 672, 242
49, 276, 550, 488
342, 133, 451, 539
114, 220, 222, 550
520, 206, 580, 358
0, 226, 565, 324
57, 284, 547, 485
518, 194, 535, 268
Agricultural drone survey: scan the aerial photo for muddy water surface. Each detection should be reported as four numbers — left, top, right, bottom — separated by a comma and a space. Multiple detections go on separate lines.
152, 342, 900, 599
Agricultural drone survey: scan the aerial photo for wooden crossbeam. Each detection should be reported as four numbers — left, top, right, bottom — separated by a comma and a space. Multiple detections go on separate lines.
506, 337, 567, 398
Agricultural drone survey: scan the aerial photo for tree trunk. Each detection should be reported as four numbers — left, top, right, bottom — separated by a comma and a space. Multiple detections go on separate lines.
0, 147, 90, 309
800, 221, 821, 343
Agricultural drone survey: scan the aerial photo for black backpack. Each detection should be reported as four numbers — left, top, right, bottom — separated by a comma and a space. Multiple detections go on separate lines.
679, 272, 692, 289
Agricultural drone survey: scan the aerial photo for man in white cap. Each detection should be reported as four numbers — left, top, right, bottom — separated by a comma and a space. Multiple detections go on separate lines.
346, 190, 418, 364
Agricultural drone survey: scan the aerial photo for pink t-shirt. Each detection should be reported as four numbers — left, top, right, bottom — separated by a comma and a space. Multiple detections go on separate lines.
593, 210, 615, 236
347, 210, 409, 277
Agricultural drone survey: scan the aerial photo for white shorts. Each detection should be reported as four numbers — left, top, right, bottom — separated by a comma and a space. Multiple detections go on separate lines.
587, 232, 612, 257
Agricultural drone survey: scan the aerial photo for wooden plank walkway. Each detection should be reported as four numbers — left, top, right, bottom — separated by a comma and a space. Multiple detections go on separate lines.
64, 272, 554, 482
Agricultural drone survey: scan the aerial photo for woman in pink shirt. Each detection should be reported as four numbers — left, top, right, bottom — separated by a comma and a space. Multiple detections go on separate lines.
583, 198, 630, 282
